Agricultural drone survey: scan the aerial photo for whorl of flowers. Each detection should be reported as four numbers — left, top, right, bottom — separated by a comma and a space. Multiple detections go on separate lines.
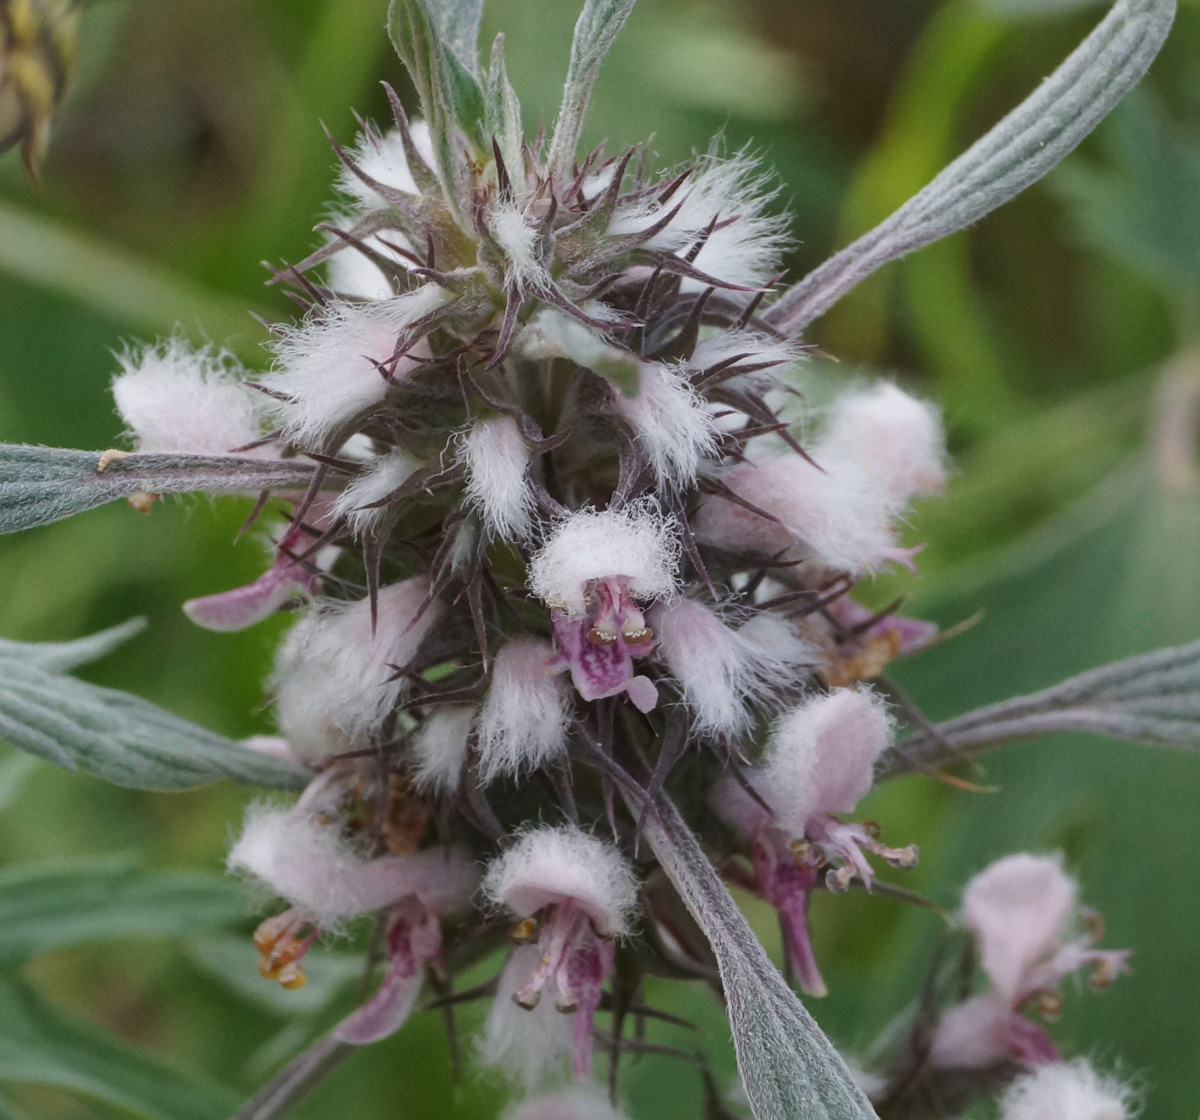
14, 0, 1172, 1117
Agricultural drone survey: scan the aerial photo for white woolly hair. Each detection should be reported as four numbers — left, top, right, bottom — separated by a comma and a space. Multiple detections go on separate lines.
692, 452, 898, 576
410, 705, 476, 795
332, 449, 421, 536
263, 287, 446, 449
480, 945, 574, 1092
490, 199, 549, 292
326, 241, 402, 301
271, 578, 443, 763
227, 804, 477, 926
652, 598, 814, 738
820, 382, 948, 509
761, 687, 894, 835
527, 500, 682, 618
111, 339, 265, 456
610, 151, 789, 291
459, 414, 535, 540
483, 825, 638, 938
999, 1060, 1138, 1120
689, 329, 802, 392
476, 637, 570, 784
962, 852, 1078, 1005
613, 363, 718, 491
506, 1090, 631, 1120
336, 122, 433, 211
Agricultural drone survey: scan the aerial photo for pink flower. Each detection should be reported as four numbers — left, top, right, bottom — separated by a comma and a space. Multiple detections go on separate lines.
482, 827, 637, 1087
530, 503, 679, 713
228, 802, 478, 1044
712, 688, 913, 996
929, 854, 1130, 1071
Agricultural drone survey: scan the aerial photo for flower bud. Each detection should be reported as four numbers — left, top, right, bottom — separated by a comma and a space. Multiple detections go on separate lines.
460, 414, 535, 539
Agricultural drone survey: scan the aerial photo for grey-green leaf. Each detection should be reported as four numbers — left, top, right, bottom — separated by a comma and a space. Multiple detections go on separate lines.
766, 0, 1177, 336
427, 0, 485, 76
0, 444, 319, 536
0, 855, 248, 969
388, 0, 486, 220
0, 617, 147, 673
0, 631, 307, 791
485, 34, 524, 187
640, 795, 877, 1120
0, 977, 239, 1120
881, 638, 1200, 780
546, 0, 639, 175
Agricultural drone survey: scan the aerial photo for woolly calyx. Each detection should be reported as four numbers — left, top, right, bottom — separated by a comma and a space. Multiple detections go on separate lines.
332, 449, 422, 536
820, 383, 948, 508
476, 638, 571, 784
483, 825, 638, 938
410, 705, 476, 795
263, 288, 447, 450
998, 1061, 1137, 1120
460, 414, 535, 539
271, 578, 444, 763
111, 340, 266, 456
528, 502, 681, 619
651, 597, 814, 738
336, 122, 433, 210
611, 362, 718, 491
609, 152, 789, 292
227, 804, 477, 927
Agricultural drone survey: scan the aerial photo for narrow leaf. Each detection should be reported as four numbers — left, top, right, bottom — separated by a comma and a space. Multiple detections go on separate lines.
881, 638, 1200, 779
0, 855, 247, 969
0, 444, 318, 536
485, 34, 525, 186
0, 634, 308, 791
766, 0, 1177, 336
0, 617, 147, 674
546, 0, 638, 175
637, 793, 878, 1120
388, 0, 486, 219
0, 978, 239, 1120
427, 0, 485, 75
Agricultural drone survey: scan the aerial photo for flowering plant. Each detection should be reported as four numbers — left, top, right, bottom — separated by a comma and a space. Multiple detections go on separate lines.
0, 1, 1190, 1118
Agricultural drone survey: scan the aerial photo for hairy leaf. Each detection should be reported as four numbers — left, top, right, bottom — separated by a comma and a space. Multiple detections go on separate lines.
546, 0, 639, 174
881, 638, 1200, 779
0, 978, 239, 1120
639, 794, 877, 1120
0, 618, 148, 673
388, 0, 487, 218
767, 0, 1177, 336
0, 444, 318, 536
0, 855, 247, 969
0, 627, 307, 791
427, 0, 485, 75
485, 34, 524, 188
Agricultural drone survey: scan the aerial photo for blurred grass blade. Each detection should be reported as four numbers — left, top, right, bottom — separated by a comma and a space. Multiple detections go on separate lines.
638, 793, 878, 1120
0, 201, 261, 350
0, 444, 318, 535
883, 638, 1200, 778
0, 616, 146, 672
0, 977, 239, 1120
427, 0, 485, 75
767, 0, 1177, 336
546, 0, 638, 175
0, 855, 247, 969
0, 629, 308, 790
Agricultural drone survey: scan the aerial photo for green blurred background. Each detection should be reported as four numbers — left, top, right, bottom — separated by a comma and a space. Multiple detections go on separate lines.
1, 0, 1199, 1117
